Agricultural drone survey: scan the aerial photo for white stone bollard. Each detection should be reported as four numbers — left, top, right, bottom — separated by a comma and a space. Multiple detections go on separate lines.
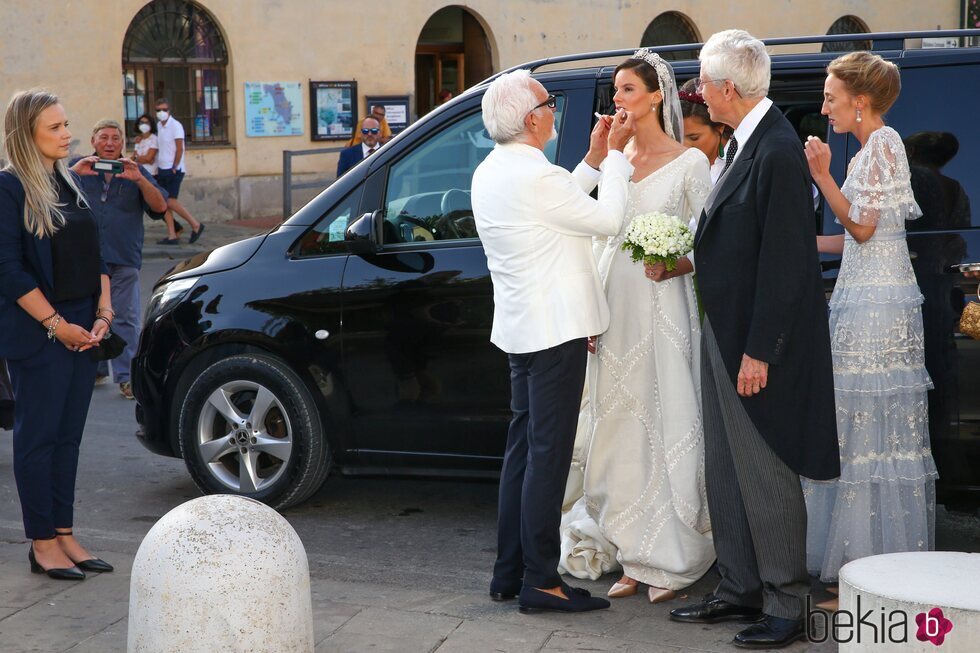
128, 495, 314, 653
837, 551, 980, 653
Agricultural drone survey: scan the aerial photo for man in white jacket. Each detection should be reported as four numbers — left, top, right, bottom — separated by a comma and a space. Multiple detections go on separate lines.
472, 69, 635, 614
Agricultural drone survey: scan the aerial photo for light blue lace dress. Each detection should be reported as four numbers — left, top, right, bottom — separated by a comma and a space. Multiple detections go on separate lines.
803, 126, 938, 582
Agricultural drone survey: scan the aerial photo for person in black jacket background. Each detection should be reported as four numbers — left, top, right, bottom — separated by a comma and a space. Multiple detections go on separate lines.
0, 89, 114, 580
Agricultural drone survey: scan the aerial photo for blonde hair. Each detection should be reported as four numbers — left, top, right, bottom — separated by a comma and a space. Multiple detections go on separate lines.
827, 52, 901, 114
2, 89, 86, 239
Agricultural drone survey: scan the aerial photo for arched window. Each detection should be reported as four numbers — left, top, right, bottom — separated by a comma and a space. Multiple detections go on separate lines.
122, 0, 230, 144
640, 12, 700, 61
822, 16, 872, 53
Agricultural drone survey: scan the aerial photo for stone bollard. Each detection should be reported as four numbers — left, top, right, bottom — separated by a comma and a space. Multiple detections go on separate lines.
128, 495, 314, 653
837, 551, 980, 652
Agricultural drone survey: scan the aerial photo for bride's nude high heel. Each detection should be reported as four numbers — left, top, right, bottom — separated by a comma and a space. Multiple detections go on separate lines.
647, 586, 677, 604
607, 576, 638, 598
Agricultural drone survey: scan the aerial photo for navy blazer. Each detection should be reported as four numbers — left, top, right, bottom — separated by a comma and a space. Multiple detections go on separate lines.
336, 144, 366, 178
0, 170, 107, 360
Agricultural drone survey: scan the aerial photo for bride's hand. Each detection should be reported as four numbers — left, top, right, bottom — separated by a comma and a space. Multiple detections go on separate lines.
587, 336, 597, 354
644, 261, 669, 282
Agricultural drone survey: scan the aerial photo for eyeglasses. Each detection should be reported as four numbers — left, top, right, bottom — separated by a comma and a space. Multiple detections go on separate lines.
694, 78, 728, 92
529, 94, 558, 114
361, 127, 380, 135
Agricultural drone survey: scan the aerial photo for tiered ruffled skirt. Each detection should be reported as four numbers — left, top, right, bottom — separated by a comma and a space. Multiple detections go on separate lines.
803, 235, 938, 582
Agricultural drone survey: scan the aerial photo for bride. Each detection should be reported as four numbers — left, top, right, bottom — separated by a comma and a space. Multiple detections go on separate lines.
559, 49, 715, 603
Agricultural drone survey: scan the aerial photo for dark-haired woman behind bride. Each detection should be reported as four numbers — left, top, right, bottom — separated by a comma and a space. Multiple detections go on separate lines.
559, 50, 715, 604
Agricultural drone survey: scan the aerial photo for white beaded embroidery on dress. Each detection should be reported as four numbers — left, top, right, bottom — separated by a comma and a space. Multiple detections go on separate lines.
803, 126, 937, 582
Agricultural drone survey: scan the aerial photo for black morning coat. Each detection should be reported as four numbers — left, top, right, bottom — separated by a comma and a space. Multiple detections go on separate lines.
693, 104, 840, 481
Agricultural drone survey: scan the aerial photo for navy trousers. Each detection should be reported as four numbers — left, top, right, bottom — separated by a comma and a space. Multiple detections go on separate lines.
7, 298, 98, 540
493, 337, 587, 589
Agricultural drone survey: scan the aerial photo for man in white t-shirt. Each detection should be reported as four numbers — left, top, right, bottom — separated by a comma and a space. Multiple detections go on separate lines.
154, 97, 204, 245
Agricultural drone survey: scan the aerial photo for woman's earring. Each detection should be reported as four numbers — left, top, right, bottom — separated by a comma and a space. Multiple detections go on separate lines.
856, 108, 863, 123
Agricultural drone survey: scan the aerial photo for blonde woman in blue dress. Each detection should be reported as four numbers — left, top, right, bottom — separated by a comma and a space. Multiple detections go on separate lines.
802, 52, 937, 607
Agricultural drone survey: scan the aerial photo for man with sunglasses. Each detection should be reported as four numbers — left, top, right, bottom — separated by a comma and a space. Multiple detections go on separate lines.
337, 116, 383, 177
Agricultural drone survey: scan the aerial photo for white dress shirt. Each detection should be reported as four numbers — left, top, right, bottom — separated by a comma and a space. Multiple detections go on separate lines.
728, 97, 773, 169
361, 142, 378, 158
472, 143, 634, 354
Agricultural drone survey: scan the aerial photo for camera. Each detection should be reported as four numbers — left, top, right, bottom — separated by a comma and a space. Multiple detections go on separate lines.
93, 158, 124, 174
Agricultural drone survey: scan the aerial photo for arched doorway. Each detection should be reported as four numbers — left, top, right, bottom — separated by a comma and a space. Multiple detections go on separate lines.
640, 11, 701, 61
821, 15, 872, 52
122, 0, 230, 144
415, 6, 493, 116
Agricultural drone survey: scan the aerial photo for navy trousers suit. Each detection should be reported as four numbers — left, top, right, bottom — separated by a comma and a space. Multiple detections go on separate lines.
0, 171, 103, 539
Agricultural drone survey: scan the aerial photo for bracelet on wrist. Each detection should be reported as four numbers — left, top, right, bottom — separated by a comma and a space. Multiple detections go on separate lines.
46, 315, 62, 341
40, 310, 57, 325
96, 306, 115, 317
95, 315, 112, 328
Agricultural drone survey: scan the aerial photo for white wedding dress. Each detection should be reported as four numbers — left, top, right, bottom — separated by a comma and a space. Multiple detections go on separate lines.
559, 147, 716, 589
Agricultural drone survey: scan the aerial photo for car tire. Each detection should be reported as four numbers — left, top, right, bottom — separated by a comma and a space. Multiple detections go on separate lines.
178, 353, 330, 510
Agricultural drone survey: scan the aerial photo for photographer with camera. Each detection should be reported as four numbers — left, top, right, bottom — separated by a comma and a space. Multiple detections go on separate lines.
70, 119, 167, 399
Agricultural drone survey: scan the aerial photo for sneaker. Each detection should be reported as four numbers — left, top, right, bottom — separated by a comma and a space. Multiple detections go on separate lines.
189, 224, 205, 244
119, 382, 134, 400
157, 237, 180, 245
95, 375, 109, 387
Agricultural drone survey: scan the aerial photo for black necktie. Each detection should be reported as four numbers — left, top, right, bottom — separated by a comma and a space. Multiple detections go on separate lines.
367, 147, 377, 156
723, 136, 739, 173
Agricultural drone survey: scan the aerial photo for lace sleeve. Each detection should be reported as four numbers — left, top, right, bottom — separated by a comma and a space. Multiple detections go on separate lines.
684, 151, 712, 230
844, 127, 921, 227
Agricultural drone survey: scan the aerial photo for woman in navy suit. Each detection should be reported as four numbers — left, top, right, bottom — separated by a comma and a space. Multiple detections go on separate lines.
0, 89, 114, 579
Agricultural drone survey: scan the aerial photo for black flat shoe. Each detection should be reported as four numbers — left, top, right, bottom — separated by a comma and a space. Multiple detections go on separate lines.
669, 593, 763, 624
189, 224, 205, 244
489, 577, 521, 601
28, 546, 85, 581
518, 584, 610, 614
75, 558, 114, 573
56, 531, 113, 572
733, 615, 805, 649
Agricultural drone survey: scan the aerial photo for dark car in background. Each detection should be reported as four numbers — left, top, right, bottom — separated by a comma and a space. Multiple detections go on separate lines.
133, 30, 980, 510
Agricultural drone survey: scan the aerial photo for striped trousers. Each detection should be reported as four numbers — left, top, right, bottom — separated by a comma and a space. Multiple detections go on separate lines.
701, 319, 810, 620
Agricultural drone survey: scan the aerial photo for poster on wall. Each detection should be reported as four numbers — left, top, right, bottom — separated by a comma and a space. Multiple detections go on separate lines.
365, 95, 411, 135
244, 82, 304, 137
310, 80, 357, 141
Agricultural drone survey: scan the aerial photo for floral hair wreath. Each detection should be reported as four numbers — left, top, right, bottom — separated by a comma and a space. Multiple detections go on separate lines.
678, 89, 706, 106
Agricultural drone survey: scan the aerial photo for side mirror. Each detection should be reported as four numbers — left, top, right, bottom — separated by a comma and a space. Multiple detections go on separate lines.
345, 210, 382, 255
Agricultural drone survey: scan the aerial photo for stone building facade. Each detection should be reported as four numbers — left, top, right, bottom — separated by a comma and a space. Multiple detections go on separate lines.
0, 0, 963, 220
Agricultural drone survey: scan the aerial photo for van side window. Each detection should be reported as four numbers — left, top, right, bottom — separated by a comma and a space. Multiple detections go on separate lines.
294, 188, 363, 257
382, 97, 566, 244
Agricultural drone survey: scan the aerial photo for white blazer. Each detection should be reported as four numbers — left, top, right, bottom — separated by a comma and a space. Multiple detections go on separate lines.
471, 143, 633, 354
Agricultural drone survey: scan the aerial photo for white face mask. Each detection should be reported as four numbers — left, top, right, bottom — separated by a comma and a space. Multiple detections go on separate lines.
138, 123, 152, 134
156, 110, 169, 121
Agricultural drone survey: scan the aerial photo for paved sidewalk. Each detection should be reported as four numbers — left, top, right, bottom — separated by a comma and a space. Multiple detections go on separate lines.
141, 215, 282, 263
0, 539, 836, 653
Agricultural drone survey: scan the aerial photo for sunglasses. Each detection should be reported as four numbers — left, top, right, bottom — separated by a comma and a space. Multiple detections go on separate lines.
529, 94, 558, 113
361, 127, 380, 135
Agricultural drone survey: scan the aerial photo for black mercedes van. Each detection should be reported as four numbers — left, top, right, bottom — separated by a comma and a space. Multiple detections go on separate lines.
133, 30, 980, 510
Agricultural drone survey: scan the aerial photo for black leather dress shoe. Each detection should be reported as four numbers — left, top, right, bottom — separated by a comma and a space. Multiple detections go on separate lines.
75, 558, 114, 573
28, 547, 85, 581
669, 594, 763, 624
518, 585, 610, 614
489, 577, 521, 601
733, 615, 805, 649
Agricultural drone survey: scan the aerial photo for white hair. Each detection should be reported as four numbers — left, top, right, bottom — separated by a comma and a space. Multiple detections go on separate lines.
481, 69, 539, 144
699, 29, 771, 99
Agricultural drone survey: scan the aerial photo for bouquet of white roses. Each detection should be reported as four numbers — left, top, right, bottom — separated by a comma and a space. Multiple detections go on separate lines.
620, 212, 694, 272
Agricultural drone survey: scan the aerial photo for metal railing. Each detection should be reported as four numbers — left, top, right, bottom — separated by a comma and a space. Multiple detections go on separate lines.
282, 146, 345, 219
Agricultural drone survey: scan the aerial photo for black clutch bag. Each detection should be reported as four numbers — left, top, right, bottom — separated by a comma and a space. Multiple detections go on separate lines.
89, 330, 127, 361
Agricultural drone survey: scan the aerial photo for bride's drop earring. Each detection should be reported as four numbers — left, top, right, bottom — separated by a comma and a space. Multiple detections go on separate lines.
856, 108, 863, 123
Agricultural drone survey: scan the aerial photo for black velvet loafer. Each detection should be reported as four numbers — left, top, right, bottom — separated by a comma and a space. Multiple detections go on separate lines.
669, 594, 763, 624
733, 615, 805, 649
518, 584, 610, 614
489, 577, 522, 601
